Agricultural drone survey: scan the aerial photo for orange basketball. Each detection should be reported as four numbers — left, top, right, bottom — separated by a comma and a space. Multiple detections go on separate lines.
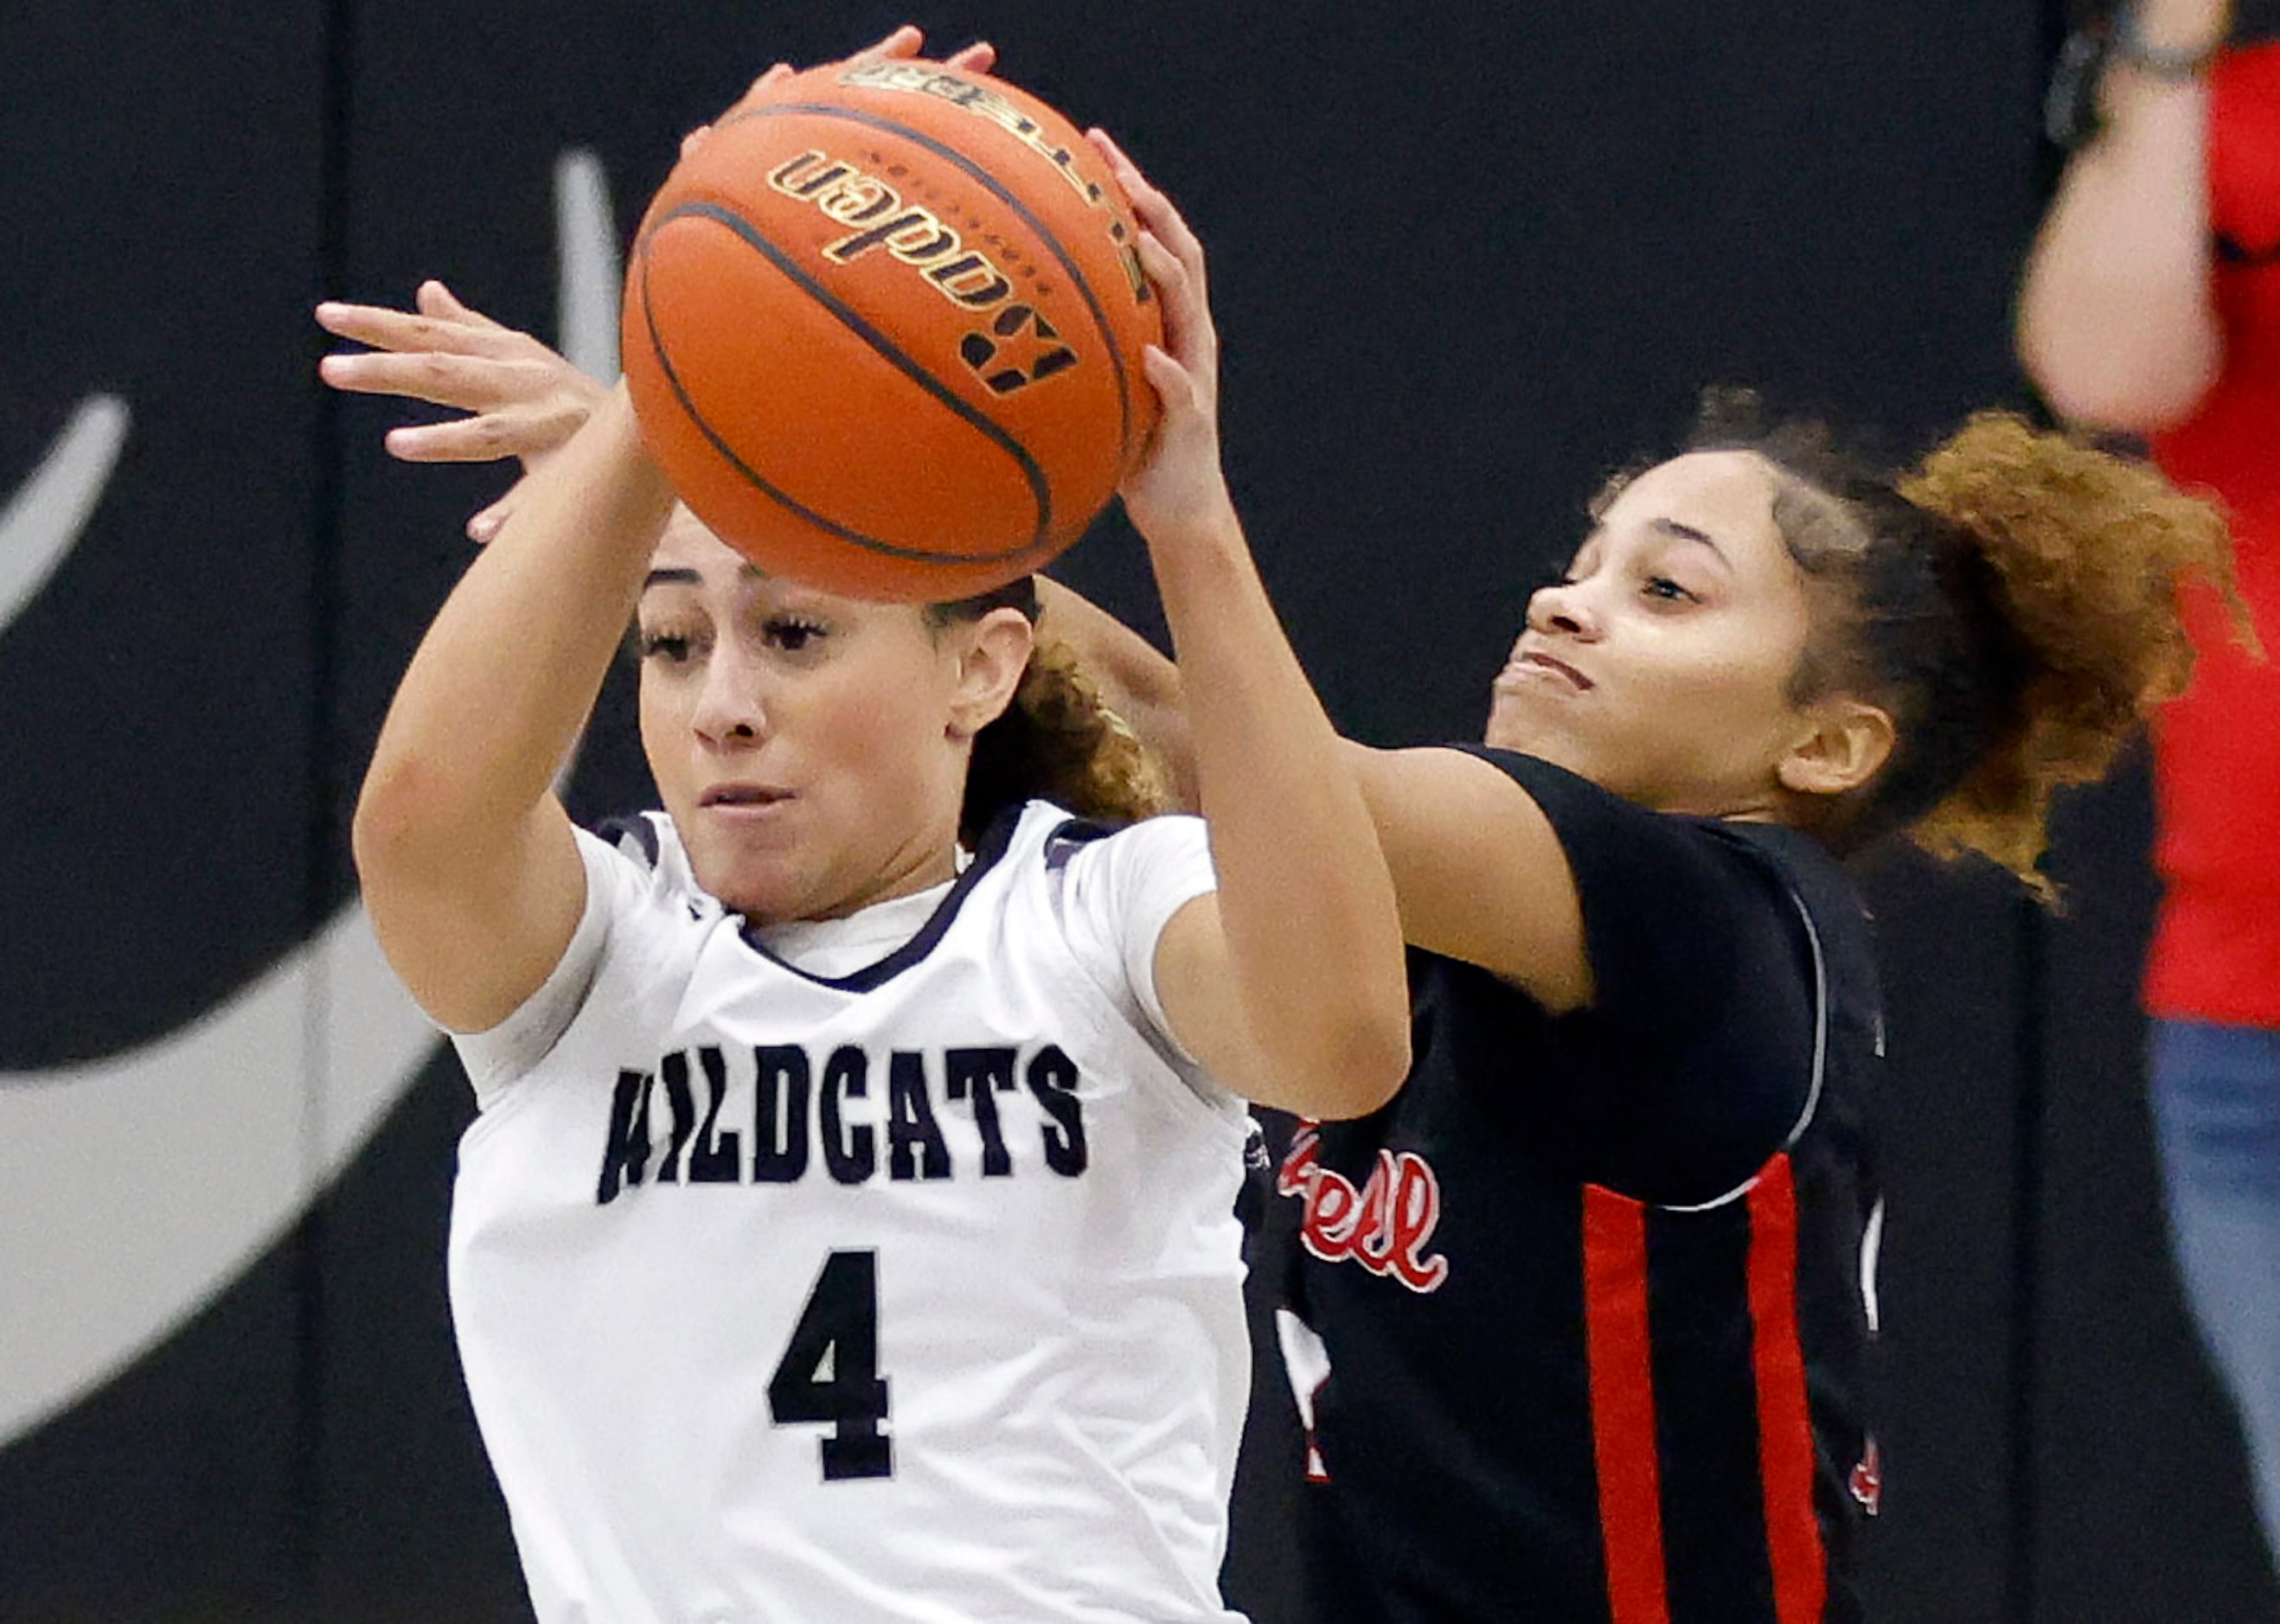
620, 58, 1162, 601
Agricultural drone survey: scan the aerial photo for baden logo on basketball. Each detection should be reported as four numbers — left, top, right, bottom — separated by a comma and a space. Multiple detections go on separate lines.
772, 150, 1019, 312
766, 150, 1080, 397
962, 304, 1077, 395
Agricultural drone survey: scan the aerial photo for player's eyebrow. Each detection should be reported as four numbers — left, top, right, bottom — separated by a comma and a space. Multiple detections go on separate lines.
1650, 517, 1732, 569
641, 562, 770, 591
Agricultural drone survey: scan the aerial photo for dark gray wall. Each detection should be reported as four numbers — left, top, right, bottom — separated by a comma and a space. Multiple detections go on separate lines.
0, 3, 2272, 1619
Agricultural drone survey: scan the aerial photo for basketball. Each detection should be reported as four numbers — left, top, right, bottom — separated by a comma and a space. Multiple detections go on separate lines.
620, 57, 1162, 601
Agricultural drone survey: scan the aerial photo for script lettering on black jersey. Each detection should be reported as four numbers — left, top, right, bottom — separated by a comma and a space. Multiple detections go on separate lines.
595, 1042, 1089, 1204
1278, 1119, 1451, 1293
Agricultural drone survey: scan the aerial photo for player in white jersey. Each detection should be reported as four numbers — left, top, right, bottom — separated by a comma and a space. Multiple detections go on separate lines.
320, 26, 1408, 1623
450, 804, 1258, 1621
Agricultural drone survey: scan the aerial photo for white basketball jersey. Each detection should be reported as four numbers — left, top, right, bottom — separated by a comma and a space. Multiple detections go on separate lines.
445, 802, 1254, 1624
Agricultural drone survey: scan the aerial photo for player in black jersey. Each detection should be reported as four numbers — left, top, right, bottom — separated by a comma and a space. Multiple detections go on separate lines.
1041, 176, 2240, 1614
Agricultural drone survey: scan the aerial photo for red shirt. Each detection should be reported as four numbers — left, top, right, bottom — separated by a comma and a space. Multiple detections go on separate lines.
2144, 40, 2280, 1025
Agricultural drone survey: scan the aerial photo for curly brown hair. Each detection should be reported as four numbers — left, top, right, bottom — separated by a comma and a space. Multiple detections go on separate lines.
1694, 399, 2248, 895
926, 578, 1174, 845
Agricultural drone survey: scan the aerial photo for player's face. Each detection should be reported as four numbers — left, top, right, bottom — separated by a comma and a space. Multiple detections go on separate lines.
635, 512, 981, 924
1485, 451, 1822, 817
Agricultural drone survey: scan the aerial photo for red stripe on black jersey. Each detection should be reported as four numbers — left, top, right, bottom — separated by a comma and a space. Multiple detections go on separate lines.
1586, 1177, 1678, 1624
1582, 1185, 1671, 1623
1581, 1160, 1837, 1621
1746, 1156, 1828, 1623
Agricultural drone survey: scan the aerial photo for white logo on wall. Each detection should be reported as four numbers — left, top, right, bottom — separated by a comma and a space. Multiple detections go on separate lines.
0, 150, 621, 1451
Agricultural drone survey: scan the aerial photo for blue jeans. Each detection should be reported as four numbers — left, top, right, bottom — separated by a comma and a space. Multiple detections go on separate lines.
2149, 1017, 2280, 1564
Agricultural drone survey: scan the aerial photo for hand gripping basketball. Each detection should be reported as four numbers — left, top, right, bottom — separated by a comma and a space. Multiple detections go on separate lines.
684, 26, 1001, 157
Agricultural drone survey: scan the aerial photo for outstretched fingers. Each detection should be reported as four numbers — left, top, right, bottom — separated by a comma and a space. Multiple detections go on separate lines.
318, 349, 500, 412
315, 298, 464, 356
319, 284, 516, 362
316, 283, 604, 467
416, 278, 504, 330
847, 23, 926, 67
375, 391, 592, 465
317, 299, 522, 422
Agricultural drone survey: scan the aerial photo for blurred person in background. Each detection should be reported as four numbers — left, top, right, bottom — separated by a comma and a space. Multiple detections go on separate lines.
2020, 0, 2280, 1572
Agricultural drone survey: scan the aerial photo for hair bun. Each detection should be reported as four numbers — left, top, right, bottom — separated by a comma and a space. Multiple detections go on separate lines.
1896, 411, 2245, 883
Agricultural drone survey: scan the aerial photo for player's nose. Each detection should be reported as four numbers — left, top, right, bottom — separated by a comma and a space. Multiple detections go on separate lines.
690, 646, 769, 745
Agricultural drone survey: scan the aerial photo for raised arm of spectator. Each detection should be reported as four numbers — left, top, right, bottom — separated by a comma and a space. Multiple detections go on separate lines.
2018, 0, 2232, 429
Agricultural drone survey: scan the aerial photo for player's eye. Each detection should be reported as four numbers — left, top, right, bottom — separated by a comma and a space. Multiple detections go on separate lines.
764, 616, 830, 653
637, 630, 696, 663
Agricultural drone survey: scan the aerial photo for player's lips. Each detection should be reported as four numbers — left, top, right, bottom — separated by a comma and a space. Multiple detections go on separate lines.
700, 782, 795, 812
1498, 648, 1595, 693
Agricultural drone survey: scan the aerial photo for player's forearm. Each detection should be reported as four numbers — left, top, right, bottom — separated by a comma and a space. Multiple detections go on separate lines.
1148, 498, 1409, 1111
357, 388, 675, 880
2018, 8, 2225, 428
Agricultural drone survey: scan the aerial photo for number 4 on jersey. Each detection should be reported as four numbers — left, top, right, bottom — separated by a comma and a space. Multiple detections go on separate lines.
768, 1250, 893, 1480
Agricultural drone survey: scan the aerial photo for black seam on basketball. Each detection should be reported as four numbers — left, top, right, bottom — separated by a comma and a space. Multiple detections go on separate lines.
744, 100, 1136, 462
637, 202, 1055, 566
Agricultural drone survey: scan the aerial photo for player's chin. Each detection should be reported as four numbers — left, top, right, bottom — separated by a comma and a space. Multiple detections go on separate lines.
1483, 690, 1556, 755
684, 833, 807, 924
1482, 707, 1610, 785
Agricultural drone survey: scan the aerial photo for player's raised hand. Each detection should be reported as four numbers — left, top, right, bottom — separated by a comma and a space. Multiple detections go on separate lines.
1086, 129, 1230, 545
844, 23, 996, 74
316, 280, 607, 540
681, 29, 996, 163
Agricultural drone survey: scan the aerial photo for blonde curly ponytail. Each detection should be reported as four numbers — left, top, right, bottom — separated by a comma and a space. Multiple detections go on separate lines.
927, 578, 1173, 845
1899, 412, 2245, 886
961, 635, 1173, 843
1694, 399, 2246, 894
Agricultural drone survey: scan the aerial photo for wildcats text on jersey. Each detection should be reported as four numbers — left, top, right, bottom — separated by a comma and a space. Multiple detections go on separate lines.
597, 1040, 1089, 1203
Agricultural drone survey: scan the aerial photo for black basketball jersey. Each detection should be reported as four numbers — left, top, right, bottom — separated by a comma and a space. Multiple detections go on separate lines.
1280, 749, 1883, 1623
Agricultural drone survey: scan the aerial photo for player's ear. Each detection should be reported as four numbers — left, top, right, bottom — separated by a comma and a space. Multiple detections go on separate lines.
946, 607, 1034, 739
1776, 694, 1894, 799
